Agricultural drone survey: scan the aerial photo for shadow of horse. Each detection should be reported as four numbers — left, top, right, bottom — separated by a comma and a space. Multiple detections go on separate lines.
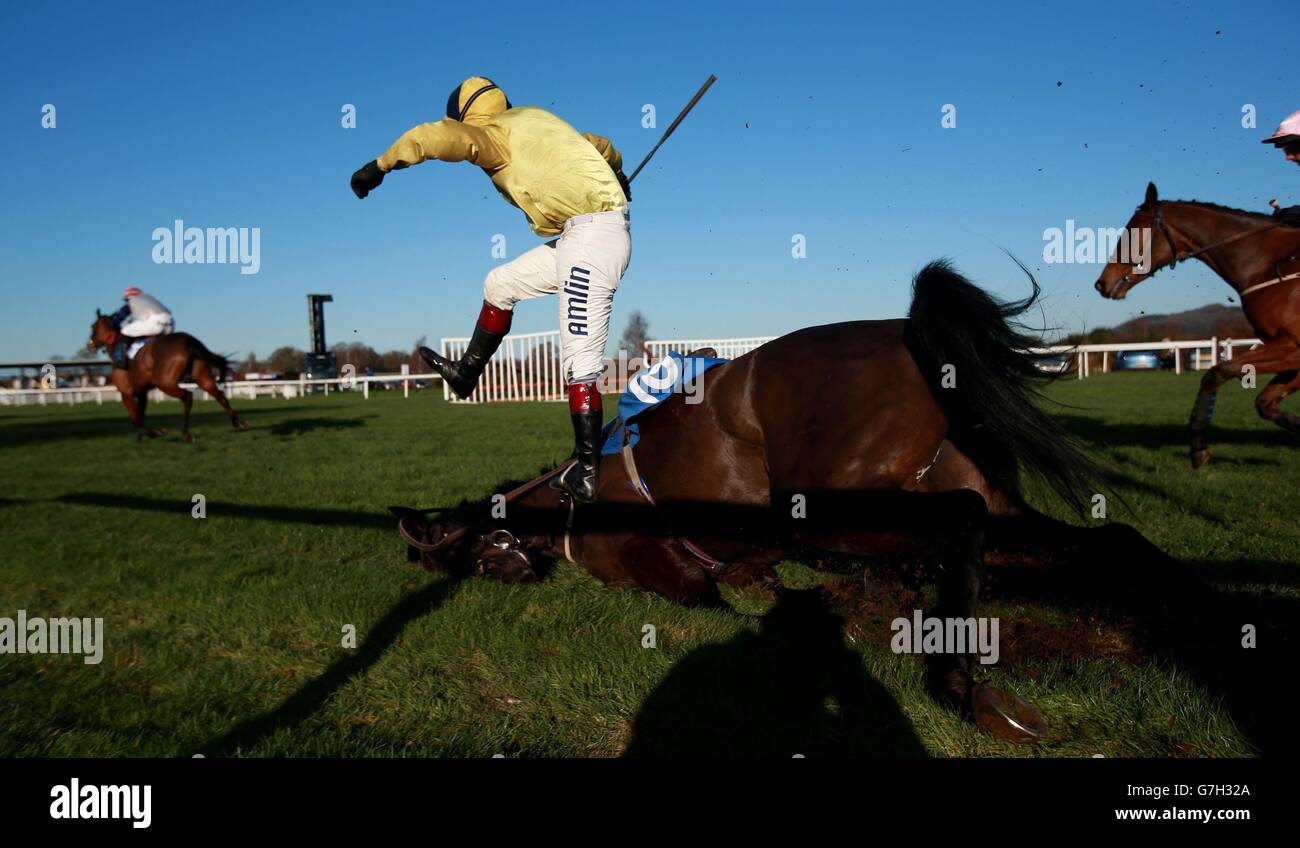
0, 404, 310, 449
54, 492, 394, 531
1056, 413, 1293, 455
623, 589, 928, 757
269, 416, 372, 437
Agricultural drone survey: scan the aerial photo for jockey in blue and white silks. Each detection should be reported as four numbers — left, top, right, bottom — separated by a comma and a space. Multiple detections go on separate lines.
109, 286, 174, 368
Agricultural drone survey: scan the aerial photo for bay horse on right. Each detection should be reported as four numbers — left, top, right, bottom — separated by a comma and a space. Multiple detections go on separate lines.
1095, 182, 1300, 467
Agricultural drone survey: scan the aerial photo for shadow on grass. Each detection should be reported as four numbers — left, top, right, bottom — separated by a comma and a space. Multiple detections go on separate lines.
268, 416, 372, 437
1058, 413, 1296, 455
624, 589, 927, 757
0, 404, 311, 449
55, 492, 393, 531
202, 575, 464, 756
1188, 558, 1300, 590
987, 554, 1296, 756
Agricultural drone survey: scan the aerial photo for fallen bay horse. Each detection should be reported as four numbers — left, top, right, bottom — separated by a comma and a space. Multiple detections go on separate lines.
1096, 182, 1300, 467
395, 260, 1181, 742
88, 311, 248, 441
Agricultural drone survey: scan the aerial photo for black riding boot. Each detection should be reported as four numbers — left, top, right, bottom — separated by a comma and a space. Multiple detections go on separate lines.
551, 382, 602, 503
112, 338, 128, 369
418, 301, 512, 399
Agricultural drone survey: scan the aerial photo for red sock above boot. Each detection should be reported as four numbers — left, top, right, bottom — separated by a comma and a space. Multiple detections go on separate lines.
477, 301, 513, 335
567, 381, 602, 413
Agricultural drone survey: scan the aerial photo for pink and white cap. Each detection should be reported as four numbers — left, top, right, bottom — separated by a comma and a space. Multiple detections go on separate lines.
123, 286, 142, 298
1262, 109, 1300, 145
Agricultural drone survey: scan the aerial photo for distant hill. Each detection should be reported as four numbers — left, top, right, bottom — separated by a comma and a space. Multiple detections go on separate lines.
1064, 304, 1256, 344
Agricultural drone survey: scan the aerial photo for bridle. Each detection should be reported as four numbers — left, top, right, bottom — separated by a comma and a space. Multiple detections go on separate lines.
1118, 202, 1288, 296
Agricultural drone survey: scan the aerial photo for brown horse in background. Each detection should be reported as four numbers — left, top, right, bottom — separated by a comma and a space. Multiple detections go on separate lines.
1096, 182, 1300, 467
395, 261, 1186, 742
88, 312, 248, 441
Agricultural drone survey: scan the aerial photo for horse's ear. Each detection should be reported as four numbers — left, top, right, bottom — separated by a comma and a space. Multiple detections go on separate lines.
1144, 182, 1158, 208
96, 308, 101, 317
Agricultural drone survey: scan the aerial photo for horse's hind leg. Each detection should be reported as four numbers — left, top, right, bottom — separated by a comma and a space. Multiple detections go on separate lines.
1256, 370, 1300, 438
1191, 340, 1300, 467
193, 362, 248, 431
778, 488, 990, 712
157, 383, 194, 442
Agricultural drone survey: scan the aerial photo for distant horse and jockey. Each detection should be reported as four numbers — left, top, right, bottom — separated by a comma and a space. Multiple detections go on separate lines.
87, 289, 247, 442
1095, 182, 1300, 467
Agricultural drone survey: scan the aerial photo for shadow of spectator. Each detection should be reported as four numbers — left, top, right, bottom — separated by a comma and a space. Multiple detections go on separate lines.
624, 588, 927, 757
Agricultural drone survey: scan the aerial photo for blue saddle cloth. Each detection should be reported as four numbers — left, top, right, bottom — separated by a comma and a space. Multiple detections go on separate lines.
600, 352, 729, 456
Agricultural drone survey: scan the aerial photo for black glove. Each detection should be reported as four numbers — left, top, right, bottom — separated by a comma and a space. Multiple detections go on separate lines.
350, 160, 385, 199
1272, 205, 1300, 226
616, 170, 632, 203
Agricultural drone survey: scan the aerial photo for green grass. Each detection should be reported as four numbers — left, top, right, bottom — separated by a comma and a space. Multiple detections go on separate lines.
0, 372, 1294, 757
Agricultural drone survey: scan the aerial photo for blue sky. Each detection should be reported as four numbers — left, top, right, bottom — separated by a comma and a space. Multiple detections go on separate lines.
0, 0, 1293, 362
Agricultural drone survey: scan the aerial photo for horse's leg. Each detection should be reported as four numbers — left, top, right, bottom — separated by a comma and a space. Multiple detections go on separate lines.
134, 390, 164, 439
1255, 370, 1300, 438
627, 536, 723, 606
156, 383, 194, 442
1190, 339, 1300, 467
778, 487, 990, 712
193, 361, 248, 430
120, 391, 145, 440
580, 530, 722, 606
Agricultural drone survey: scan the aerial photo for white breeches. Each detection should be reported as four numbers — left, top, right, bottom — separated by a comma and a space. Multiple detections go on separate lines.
121, 315, 174, 338
482, 208, 630, 384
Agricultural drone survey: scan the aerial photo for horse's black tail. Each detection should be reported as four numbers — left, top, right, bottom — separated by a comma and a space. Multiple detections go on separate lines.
187, 337, 233, 383
906, 258, 1101, 515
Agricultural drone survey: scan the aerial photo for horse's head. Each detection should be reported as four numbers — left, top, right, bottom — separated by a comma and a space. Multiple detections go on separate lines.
1094, 182, 1175, 300
88, 310, 117, 351
392, 500, 556, 584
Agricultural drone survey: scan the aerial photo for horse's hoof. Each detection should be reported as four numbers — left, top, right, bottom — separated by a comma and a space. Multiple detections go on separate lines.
135, 431, 145, 443
971, 683, 1047, 743
184, 432, 195, 444
1190, 448, 1211, 469
235, 419, 250, 431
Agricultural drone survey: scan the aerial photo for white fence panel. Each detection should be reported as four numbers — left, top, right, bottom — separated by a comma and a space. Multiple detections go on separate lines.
440, 329, 566, 404
2, 336, 1267, 408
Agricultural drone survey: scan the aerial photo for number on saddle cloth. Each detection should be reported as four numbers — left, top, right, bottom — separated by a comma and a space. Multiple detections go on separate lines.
599, 351, 730, 457
126, 338, 153, 360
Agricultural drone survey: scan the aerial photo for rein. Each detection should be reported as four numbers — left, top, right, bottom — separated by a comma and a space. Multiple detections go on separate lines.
398, 461, 572, 553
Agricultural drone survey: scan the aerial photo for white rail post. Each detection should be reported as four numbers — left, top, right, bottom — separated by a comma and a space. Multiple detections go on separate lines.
402, 363, 409, 399
1210, 336, 1218, 367
363, 378, 370, 400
